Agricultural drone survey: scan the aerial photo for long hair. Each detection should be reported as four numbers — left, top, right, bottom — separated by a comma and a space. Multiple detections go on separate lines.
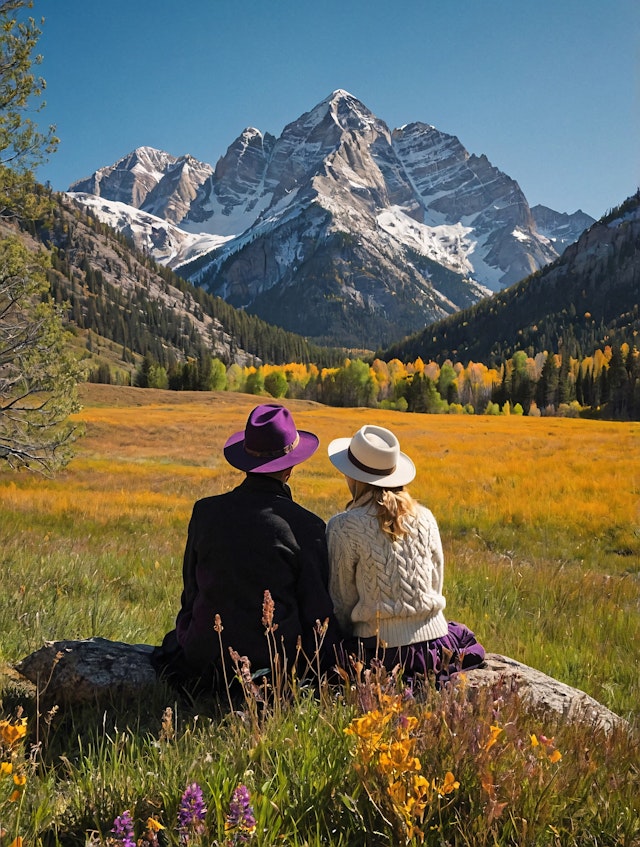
351, 481, 418, 540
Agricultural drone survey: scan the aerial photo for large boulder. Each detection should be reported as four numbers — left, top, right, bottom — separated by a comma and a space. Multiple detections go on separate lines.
460, 653, 625, 732
14, 637, 157, 705
14, 639, 626, 732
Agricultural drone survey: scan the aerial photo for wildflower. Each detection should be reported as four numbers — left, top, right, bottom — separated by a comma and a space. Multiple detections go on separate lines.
228, 648, 265, 702
0, 718, 27, 749
379, 740, 421, 775
140, 817, 166, 847
484, 724, 502, 752
531, 732, 562, 762
1, 762, 12, 774
225, 784, 256, 843
436, 771, 460, 796
178, 782, 207, 843
159, 706, 174, 743
111, 810, 136, 847
261, 589, 277, 632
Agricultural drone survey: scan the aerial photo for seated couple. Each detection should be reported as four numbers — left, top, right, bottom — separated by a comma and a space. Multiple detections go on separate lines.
153, 404, 484, 693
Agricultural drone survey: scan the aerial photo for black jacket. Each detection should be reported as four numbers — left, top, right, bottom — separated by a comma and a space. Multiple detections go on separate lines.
156, 474, 340, 687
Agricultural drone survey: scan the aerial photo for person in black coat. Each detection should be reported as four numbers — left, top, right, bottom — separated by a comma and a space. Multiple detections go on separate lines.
153, 404, 340, 695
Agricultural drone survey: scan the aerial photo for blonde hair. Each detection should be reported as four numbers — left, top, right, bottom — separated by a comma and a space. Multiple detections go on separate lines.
351, 482, 418, 540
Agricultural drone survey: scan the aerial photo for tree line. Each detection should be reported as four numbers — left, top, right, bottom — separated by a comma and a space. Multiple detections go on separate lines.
93, 344, 640, 421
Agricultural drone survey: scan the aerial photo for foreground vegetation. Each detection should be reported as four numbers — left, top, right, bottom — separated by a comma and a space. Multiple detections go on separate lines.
1, 386, 639, 844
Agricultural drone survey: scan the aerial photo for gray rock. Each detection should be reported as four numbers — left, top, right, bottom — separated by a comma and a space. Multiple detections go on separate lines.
14, 637, 157, 705
460, 653, 625, 732
14, 642, 626, 732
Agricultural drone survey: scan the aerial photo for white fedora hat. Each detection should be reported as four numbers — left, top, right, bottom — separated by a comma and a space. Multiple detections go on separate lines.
328, 424, 415, 488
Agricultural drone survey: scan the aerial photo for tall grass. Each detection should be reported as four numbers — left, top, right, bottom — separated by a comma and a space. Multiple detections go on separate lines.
1, 384, 638, 845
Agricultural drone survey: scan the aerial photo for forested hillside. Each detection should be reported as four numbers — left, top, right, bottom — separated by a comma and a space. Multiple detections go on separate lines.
381, 192, 640, 367
27, 191, 344, 386
10, 184, 639, 419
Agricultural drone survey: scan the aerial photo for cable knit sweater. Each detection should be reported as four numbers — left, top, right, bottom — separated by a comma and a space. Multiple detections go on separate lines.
326, 493, 449, 648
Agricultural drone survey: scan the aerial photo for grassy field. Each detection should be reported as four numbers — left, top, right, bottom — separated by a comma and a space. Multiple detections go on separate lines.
2, 384, 638, 715
1, 385, 639, 845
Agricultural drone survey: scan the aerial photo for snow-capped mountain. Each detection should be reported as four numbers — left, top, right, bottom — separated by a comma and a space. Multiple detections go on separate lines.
69, 90, 594, 347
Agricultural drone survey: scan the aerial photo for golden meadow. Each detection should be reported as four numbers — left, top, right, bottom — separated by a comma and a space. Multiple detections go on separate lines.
1, 384, 640, 845
2, 383, 639, 720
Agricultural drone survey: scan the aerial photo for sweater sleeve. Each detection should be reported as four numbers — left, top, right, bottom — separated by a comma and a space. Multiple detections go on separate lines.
326, 513, 359, 636
425, 508, 445, 596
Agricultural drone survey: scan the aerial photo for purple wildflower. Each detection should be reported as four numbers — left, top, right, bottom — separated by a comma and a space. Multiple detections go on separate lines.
178, 782, 207, 843
111, 809, 136, 847
225, 784, 256, 842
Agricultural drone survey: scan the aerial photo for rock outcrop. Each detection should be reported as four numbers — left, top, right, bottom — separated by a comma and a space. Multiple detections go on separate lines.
14, 639, 625, 732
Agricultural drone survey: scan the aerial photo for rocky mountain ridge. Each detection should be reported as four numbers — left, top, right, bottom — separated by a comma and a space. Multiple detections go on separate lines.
69, 90, 595, 347
381, 192, 640, 365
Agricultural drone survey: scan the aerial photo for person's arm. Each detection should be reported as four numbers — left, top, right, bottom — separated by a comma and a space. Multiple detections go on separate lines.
326, 514, 359, 636
426, 509, 445, 596
175, 504, 200, 647
295, 518, 342, 654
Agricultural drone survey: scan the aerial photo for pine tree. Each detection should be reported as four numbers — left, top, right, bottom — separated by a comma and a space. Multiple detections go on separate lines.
0, 3, 80, 471
0, 1, 58, 219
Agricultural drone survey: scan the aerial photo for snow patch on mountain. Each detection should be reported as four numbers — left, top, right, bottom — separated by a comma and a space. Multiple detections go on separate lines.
70, 193, 231, 267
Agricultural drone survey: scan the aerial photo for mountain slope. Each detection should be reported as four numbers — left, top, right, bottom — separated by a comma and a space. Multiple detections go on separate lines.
68, 90, 594, 348
30, 193, 341, 380
380, 192, 640, 365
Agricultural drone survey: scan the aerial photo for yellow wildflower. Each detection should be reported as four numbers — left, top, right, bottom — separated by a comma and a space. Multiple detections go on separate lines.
484, 724, 502, 751
548, 749, 562, 763
437, 771, 460, 796
146, 817, 165, 831
378, 693, 403, 714
0, 719, 27, 749
1, 762, 13, 774
379, 739, 420, 774
396, 715, 419, 738
12, 773, 26, 786
530, 733, 539, 747
387, 779, 407, 807
344, 710, 389, 747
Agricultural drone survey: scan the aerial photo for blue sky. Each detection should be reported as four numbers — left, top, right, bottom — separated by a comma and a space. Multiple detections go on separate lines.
35, 0, 639, 219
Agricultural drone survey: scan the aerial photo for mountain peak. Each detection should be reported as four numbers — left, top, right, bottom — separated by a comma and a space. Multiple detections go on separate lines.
302, 88, 384, 138
67, 90, 596, 346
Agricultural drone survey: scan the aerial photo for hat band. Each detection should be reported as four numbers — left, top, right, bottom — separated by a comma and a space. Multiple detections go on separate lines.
347, 446, 396, 477
245, 433, 300, 459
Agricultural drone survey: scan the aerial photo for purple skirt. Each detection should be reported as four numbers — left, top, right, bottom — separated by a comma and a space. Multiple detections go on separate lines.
342, 620, 485, 687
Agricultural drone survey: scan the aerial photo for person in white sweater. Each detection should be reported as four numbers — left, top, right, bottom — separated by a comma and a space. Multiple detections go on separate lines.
326, 423, 484, 683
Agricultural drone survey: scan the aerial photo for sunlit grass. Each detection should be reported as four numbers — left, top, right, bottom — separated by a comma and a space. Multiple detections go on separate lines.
1, 385, 639, 845
1, 383, 639, 710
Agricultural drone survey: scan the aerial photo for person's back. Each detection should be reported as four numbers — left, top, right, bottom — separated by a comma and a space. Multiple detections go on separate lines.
176, 474, 333, 675
326, 424, 484, 684
153, 404, 340, 694
327, 494, 447, 647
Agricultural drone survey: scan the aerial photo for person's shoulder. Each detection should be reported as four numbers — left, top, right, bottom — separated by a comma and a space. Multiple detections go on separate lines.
327, 506, 366, 531
289, 499, 326, 530
326, 509, 348, 530
191, 489, 233, 514
415, 502, 438, 526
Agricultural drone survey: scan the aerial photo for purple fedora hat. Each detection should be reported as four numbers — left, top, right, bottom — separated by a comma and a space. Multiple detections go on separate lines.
223, 404, 319, 473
